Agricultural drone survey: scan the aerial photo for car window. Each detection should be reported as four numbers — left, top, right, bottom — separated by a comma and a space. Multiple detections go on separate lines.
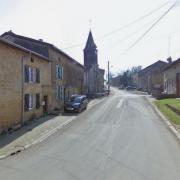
73, 97, 82, 103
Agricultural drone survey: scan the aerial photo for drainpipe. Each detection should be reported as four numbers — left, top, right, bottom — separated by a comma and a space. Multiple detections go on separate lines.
21, 55, 25, 125
21, 53, 31, 125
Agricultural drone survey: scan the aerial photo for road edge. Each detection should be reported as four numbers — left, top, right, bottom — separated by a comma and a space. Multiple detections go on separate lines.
145, 96, 180, 142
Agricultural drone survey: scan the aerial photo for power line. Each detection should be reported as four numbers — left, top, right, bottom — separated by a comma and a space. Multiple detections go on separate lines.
97, 0, 173, 40
102, 17, 160, 51
119, 2, 177, 56
62, 0, 173, 50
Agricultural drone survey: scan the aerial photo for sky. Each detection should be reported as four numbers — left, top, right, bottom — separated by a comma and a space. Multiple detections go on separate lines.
0, 0, 180, 75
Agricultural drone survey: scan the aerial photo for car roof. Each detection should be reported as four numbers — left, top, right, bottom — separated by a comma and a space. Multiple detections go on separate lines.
74, 95, 86, 99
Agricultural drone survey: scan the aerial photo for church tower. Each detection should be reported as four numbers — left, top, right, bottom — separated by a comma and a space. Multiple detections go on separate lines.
84, 31, 98, 69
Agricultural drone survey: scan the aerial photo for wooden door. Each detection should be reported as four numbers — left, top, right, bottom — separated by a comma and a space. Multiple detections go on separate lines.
43, 95, 48, 113
176, 73, 180, 97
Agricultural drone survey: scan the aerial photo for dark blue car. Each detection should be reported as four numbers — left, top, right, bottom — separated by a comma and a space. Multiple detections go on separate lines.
64, 95, 88, 113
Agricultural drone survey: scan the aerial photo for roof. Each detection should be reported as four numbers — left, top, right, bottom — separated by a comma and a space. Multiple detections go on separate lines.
84, 31, 97, 50
139, 60, 168, 74
0, 37, 51, 62
164, 58, 180, 71
1, 31, 84, 69
99, 68, 105, 73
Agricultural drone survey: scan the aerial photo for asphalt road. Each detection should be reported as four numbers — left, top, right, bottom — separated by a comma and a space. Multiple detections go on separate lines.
0, 88, 180, 180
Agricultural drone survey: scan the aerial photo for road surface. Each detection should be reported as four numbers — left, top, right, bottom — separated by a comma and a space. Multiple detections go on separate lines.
0, 88, 180, 180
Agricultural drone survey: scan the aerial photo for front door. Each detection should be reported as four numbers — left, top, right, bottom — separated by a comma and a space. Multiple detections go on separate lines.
43, 95, 48, 113
176, 73, 180, 97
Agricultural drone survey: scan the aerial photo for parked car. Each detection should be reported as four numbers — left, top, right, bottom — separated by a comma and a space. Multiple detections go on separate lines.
64, 95, 88, 113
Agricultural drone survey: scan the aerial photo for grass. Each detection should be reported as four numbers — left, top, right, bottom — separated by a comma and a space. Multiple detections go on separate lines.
154, 98, 180, 125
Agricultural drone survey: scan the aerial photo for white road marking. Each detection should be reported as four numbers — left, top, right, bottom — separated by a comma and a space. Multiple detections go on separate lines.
116, 98, 124, 109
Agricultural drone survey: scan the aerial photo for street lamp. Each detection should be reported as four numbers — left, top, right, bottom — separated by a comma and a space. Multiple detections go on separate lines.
107, 61, 113, 93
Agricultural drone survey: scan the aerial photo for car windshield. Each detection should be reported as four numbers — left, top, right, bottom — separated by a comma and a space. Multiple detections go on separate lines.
73, 97, 82, 103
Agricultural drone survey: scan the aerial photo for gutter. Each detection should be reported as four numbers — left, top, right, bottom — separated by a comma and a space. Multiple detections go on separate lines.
21, 55, 25, 125
21, 52, 31, 125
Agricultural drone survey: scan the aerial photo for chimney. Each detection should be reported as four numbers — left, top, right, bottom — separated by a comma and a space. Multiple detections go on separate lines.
38, 39, 43, 42
167, 56, 172, 63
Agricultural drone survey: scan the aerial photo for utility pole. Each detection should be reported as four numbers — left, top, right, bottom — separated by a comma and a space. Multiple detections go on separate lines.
108, 61, 110, 93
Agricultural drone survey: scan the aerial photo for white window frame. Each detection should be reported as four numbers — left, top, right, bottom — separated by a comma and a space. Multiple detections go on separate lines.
28, 66, 36, 83
56, 85, 64, 101
56, 65, 63, 80
29, 94, 34, 109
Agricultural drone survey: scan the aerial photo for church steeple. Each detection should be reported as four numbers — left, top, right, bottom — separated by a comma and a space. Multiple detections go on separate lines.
84, 31, 98, 69
84, 31, 97, 50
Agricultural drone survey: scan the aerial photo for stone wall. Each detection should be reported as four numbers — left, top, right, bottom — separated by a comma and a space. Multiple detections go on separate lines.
0, 42, 52, 132
0, 42, 22, 131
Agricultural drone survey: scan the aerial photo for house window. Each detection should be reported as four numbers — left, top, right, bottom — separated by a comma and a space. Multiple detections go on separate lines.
25, 65, 40, 83
56, 85, 64, 101
24, 94, 34, 111
56, 65, 64, 80
31, 57, 34, 63
29, 67, 34, 83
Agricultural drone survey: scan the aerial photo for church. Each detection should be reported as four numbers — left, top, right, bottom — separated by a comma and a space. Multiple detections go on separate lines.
83, 31, 105, 95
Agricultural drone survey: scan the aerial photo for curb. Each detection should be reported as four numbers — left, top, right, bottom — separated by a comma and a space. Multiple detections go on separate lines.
145, 96, 180, 142
0, 96, 107, 160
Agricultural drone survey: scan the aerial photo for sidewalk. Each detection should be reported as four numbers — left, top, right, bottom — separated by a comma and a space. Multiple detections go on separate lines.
0, 97, 106, 160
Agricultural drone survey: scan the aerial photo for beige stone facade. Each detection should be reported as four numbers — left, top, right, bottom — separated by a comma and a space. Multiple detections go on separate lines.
138, 61, 168, 93
0, 39, 52, 132
1, 31, 84, 111
164, 58, 180, 97
48, 48, 84, 110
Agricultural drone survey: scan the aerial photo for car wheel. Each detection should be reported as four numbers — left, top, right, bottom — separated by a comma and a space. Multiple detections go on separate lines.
78, 107, 82, 113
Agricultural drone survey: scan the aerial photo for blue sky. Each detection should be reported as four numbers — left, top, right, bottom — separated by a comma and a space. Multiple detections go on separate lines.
0, 0, 180, 74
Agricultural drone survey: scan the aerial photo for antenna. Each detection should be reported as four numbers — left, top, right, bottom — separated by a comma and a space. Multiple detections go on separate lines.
168, 34, 171, 57
89, 19, 92, 30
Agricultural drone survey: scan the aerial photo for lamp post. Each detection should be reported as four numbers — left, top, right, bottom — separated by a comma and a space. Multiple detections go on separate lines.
108, 61, 110, 93
107, 61, 113, 94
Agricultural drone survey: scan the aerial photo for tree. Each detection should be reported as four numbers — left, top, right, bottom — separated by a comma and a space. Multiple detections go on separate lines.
113, 66, 142, 87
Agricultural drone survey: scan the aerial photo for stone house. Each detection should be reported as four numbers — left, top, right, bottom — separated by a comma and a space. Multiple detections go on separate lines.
132, 72, 139, 87
164, 58, 180, 97
111, 75, 122, 87
1, 31, 84, 111
0, 38, 52, 132
83, 31, 105, 95
138, 60, 168, 93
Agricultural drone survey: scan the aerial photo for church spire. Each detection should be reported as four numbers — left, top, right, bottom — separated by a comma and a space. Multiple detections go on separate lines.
84, 30, 97, 50
83, 30, 98, 69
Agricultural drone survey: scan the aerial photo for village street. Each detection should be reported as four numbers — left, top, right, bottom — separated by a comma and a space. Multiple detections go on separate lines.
0, 88, 180, 180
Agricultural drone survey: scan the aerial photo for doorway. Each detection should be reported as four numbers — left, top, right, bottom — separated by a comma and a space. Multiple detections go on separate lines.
43, 95, 48, 113
176, 73, 180, 97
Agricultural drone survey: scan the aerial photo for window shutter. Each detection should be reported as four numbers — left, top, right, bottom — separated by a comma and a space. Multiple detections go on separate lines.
58, 86, 62, 101
56, 85, 61, 100
36, 68, 40, 83
56, 86, 58, 99
60, 86, 62, 100
24, 65, 29, 83
56, 65, 59, 79
24, 94, 29, 111
61, 66, 64, 80
36, 94, 40, 109
58, 66, 61, 79
61, 86, 64, 101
